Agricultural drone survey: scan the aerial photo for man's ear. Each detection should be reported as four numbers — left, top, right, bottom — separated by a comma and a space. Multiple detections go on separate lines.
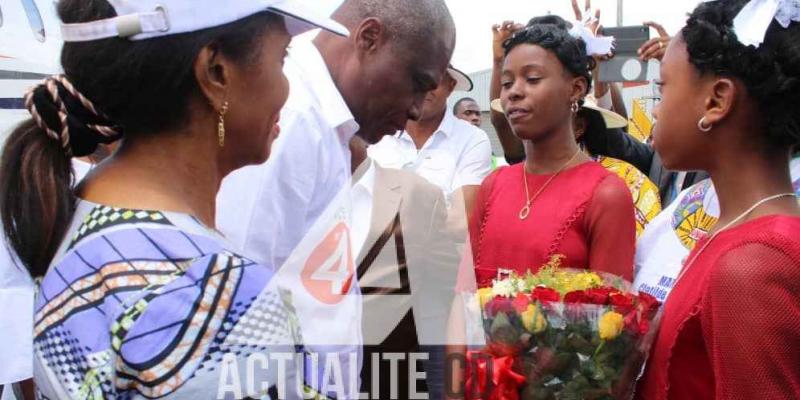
353, 17, 385, 56
702, 77, 737, 127
194, 42, 232, 111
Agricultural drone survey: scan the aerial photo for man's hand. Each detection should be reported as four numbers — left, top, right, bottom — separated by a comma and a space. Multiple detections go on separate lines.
638, 21, 671, 61
492, 21, 525, 63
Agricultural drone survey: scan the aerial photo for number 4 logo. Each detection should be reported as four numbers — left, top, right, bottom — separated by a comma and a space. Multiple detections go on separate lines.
301, 223, 355, 305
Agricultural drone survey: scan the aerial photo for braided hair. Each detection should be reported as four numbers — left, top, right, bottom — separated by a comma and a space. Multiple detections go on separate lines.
0, 0, 281, 277
682, 0, 800, 149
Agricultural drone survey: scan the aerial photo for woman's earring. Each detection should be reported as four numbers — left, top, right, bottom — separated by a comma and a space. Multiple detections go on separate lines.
571, 101, 579, 114
697, 116, 712, 133
218, 101, 229, 147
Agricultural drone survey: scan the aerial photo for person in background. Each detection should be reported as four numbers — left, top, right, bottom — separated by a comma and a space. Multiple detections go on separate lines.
470, 23, 636, 287
0, 0, 348, 398
349, 136, 460, 400
453, 97, 482, 127
637, 0, 800, 397
369, 65, 492, 216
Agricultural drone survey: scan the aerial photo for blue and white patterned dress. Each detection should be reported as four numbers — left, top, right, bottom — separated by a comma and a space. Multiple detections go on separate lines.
32, 201, 311, 399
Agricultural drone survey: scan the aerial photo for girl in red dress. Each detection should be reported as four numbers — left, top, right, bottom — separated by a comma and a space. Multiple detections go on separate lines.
469, 21, 636, 286
637, 1, 800, 398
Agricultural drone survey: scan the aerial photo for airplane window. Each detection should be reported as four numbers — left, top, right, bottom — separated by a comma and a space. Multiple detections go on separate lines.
21, 0, 46, 42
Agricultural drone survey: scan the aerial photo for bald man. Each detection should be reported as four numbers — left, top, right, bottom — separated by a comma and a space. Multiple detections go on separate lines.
216, 1, 455, 398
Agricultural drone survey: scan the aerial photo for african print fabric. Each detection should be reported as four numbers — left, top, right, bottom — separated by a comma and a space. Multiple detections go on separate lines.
596, 156, 662, 238
633, 157, 800, 302
32, 201, 318, 399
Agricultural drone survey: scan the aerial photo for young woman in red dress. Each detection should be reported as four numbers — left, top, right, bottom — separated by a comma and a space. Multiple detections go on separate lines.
636, 1, 800, 398
469, 21, 636, 286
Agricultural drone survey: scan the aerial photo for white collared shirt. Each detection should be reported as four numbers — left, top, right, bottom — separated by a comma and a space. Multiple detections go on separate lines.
367, 112, 492, 203
350, 160, 375, 259
216, 38, 359, 268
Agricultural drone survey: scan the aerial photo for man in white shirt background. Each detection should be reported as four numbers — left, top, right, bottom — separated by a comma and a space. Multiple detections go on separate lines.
368, 65, 493, 218
453, 97, 482, 128
215, 0, 455, 397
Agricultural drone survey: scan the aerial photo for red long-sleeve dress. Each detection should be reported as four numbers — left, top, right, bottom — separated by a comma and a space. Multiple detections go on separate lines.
469, 162, 635, 286
637, 215, 800, 400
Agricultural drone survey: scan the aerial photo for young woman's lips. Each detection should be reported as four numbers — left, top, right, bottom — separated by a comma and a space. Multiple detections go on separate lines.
506, 107, 531, 121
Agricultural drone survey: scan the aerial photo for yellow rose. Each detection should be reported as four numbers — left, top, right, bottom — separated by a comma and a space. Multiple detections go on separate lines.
521, 304, 547, 334
477, 287, 494, 309
598, 311, 625, 340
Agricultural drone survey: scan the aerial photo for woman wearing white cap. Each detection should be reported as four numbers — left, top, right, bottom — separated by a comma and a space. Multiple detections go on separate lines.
0, 0, 346, 398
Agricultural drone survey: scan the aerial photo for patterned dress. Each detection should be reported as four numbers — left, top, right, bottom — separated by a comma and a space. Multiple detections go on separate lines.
33, 201, 311, 399
595, 156, 662, 238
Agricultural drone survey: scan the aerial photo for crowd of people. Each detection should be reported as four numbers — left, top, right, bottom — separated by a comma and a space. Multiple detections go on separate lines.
1, 0, 799, 399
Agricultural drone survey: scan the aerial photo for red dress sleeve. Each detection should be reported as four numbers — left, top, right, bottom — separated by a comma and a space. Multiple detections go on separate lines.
583, 174, 636, 281
701, 242, 800, 399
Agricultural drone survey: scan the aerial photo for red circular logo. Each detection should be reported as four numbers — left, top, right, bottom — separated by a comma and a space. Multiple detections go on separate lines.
301, 223, 354, 305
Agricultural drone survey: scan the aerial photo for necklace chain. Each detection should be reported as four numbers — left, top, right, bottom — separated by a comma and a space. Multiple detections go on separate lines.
674, 192, 798, 285
519, 149, 582, 220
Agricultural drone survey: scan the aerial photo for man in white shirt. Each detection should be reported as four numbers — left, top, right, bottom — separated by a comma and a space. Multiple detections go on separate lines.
368, 65, 493, 215
216, 1, 455, 398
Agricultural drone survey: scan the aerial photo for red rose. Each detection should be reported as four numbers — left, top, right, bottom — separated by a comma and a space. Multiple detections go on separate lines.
564, 290, 589, 304
637, 292, 661, 318
610, 293, 636, 314
512, 293, 531, 313
532, 287, 561, 302
584, 287, 617, 305
487, 297, 515, 318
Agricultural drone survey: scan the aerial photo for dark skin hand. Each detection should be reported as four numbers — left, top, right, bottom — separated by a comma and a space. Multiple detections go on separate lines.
638, 21, 671, 62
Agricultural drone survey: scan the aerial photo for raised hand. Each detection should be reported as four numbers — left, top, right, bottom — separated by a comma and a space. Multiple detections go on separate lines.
638, 21, 671, 61
572, 0, 601, 34
492, 21, 525, 63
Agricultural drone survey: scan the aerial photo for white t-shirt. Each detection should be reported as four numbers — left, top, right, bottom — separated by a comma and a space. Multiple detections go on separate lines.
368, 112, 492, 204
633, 158, 800, 302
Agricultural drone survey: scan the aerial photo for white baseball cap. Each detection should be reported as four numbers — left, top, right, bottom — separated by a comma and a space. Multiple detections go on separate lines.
447, 65, 473, 92
60, 0, 349, 42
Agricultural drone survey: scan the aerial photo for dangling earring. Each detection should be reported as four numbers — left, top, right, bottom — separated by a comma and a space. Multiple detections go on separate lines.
218, 101, 229, 147
697, 116, 712, 133
571, 101, 579, 114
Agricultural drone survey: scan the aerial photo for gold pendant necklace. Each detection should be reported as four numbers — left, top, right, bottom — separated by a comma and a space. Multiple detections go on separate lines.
519, 149, 582, 220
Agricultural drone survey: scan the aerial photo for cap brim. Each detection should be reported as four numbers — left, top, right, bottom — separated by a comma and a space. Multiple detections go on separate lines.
582, 103, 628, 129
448, 66, 473, 92
267, 0, 349, 37
490, 99, 503, 114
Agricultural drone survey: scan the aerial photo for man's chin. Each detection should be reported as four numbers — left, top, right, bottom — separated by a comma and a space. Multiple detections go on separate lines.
357, 127, 401, 145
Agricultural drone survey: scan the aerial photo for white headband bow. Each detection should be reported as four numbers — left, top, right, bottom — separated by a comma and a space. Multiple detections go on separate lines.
568, 15, 616, 56
707, 0, 800, 47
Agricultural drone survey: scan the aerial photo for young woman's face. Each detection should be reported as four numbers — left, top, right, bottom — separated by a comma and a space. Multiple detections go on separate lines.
651, 35, 713, 171
500, 43, 583, 141
223, 17, 291, 167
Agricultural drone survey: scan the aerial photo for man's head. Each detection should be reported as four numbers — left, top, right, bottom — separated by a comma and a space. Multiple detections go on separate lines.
454, 97, 482, 127
318, 0, 456, 143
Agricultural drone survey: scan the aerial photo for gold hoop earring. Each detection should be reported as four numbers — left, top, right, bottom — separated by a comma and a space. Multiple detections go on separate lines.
697, 116, 712, 133
218, 101, 229, 147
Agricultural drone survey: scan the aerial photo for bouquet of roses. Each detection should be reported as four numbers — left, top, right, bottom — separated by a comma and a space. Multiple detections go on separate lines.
466, 256, 661, 400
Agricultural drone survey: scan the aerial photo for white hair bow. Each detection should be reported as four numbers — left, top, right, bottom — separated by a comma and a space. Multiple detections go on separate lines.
569, 14, 615, 56
711, 0, 800, 47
